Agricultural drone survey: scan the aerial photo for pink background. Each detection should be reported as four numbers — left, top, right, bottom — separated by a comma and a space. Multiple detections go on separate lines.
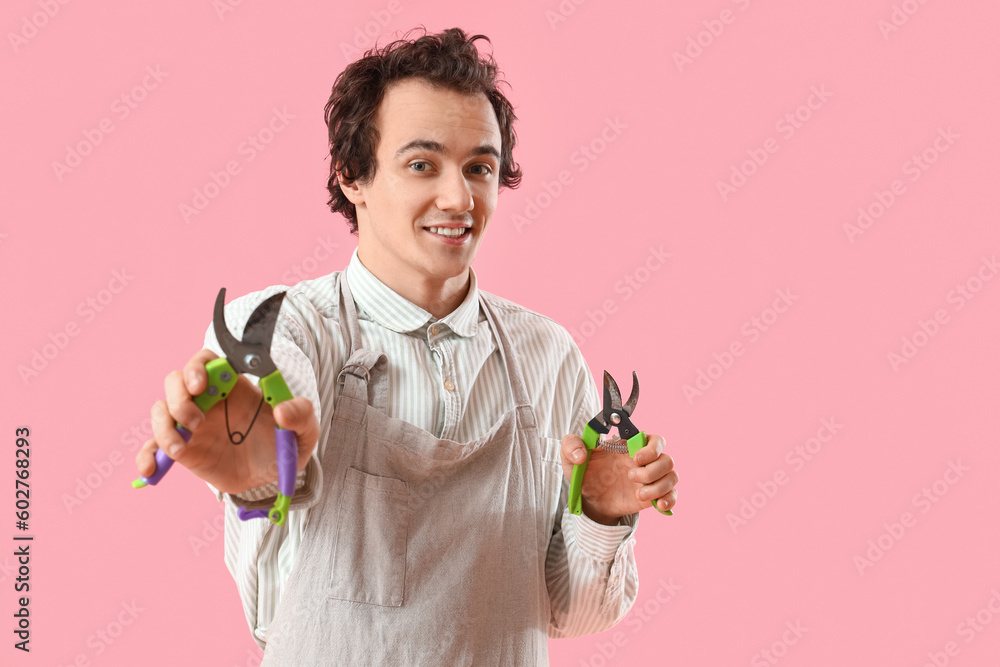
3, 1, 999, 665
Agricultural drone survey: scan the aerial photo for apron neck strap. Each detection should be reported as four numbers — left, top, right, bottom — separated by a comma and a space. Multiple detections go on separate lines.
478, 292, 531, 408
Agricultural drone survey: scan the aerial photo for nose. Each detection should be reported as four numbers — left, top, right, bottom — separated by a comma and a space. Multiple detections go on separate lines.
435, 167, 474, 214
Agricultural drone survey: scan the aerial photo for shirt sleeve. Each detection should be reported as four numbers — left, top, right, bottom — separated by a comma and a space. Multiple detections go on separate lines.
546, 500, 640, 638
545, 354, 640, 638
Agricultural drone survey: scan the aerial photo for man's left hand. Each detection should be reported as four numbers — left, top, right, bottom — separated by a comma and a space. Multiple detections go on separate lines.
560, 432, 678, 525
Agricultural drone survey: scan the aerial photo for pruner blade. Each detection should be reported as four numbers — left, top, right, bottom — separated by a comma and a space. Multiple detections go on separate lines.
213, 288, 285, 377
603, 371, 640, 442
603, 371, 639, 419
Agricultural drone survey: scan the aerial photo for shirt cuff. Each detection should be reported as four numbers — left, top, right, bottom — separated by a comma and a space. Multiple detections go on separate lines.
205, 454, 324, 512
568, 509, 639, 562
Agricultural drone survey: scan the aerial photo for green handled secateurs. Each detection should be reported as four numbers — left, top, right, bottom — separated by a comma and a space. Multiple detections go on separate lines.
568, 371, 673, 517
131, 288, 298, 526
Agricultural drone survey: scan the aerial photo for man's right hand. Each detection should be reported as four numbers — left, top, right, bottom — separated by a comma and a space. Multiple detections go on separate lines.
134, 349, 319, 497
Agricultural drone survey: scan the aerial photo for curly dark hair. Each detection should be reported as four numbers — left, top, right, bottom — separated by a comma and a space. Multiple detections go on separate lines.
324, 26, 522, 234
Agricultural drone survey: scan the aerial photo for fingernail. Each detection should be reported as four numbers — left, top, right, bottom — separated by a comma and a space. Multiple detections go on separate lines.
573, 450, 586, 464
187, 370, 200, 387
168, 443, 184, 458
189, 413, 203, 430
639, 487, 650, 500
628, 470, 637, 482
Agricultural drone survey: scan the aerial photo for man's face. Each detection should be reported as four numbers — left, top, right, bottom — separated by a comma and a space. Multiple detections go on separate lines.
344, 77, 502, 293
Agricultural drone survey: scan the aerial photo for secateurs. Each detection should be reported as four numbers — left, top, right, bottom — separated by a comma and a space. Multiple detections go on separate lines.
131, 288, 298, 526
568, 371, 672, 517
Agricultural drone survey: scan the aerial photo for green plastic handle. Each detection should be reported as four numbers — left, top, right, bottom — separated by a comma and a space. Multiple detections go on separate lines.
568, 424, 601, 515
172, 358, 239, 430
259, 369, 293, 409
268, 493, 291, 525
133, 358, 239, 489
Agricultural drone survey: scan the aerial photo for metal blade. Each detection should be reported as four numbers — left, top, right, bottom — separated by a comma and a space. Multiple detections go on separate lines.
242, 291, 285, 348
604, 371, 622, 414
213, 288, 243, 359
623, 371, 640, 417
211, 288, 282, 377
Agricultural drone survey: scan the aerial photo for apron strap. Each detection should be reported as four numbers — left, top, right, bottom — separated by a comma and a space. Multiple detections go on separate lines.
336, 349, 389, 414
478, 293, 532, 409
334, 273, 390, 413
335, 272, 364, 352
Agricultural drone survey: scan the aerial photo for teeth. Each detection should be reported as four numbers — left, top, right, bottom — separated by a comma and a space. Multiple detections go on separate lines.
427, 227, 467, 238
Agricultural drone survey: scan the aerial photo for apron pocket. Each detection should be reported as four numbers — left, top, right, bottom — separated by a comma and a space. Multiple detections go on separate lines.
329, 467, 409, 607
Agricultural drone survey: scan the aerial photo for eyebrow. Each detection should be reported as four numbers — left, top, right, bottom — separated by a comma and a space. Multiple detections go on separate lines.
394, 139, 500, 161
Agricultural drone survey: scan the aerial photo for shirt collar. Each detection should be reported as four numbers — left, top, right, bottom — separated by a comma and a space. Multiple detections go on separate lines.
345, 249, 482, 338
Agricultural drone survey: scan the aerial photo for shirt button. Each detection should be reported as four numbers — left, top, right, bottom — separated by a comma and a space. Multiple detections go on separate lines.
430, 324, 441, 336
443, 379, 455, 392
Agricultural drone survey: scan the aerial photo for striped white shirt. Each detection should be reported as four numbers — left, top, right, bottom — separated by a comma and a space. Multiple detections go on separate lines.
205, 250, 640, 651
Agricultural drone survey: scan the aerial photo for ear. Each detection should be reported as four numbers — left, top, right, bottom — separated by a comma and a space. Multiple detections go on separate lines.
336, 163, 366, 206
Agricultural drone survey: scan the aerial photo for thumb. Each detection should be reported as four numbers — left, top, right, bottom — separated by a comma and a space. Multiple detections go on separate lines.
273, 397, 319, 448
561, 434, 589, 466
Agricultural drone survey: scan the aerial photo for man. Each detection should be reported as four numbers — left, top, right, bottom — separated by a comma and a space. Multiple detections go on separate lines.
135, 27, 678, 664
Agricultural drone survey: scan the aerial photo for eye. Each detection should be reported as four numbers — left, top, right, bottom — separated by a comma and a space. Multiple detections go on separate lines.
469, 164, 494, 176
409, 161, 432, 172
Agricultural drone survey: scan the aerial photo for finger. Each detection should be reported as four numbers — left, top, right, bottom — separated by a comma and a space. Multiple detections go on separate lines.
273, 398, 320, 451
633, 433, 666, 466
182, 349, 220, 396
636, 470, 679, 503
135, 438, 159, 477
629, 452, 675, 485
560, 434, 588, 465
150, 398, 187, 460
165, 368, 205, 433
652, 488, 678, 513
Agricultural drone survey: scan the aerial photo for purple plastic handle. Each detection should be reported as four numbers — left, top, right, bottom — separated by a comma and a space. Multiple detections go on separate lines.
276, 427, 298, 497
138, 426, 191, 486
237, 427, 298, 522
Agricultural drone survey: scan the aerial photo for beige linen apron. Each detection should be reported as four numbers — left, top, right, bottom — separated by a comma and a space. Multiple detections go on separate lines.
261, 272, 561, 665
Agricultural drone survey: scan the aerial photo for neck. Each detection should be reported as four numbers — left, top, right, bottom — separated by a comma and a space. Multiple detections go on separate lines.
356, 251, 471, 320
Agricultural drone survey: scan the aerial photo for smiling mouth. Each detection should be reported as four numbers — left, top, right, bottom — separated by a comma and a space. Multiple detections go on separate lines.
426, 226, 470, 238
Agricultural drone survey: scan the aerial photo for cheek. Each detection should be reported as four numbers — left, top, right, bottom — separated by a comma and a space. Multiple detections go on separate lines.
478, 189, 498, 216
